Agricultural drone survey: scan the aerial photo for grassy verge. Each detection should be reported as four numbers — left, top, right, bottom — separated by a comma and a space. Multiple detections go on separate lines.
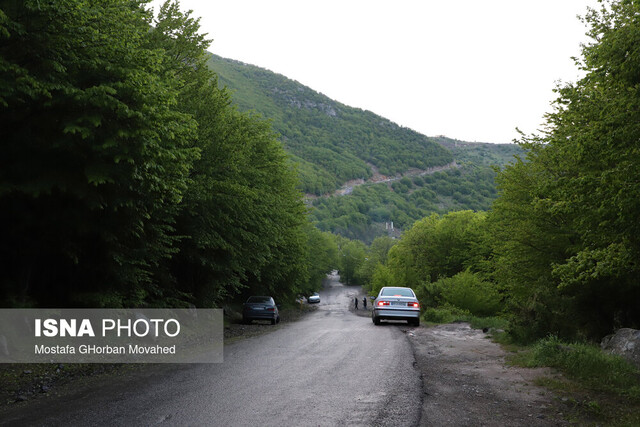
421, 305, 509, 332
514, 336, 640, 396
510, 336, 640, 425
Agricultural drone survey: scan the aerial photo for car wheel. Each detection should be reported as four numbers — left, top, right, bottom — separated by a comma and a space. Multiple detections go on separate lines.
373, 315, 381, 325
271, 317, 277, 325
276, 315, 280, 324
243, 317, 252, 325
410, 318, 420, 327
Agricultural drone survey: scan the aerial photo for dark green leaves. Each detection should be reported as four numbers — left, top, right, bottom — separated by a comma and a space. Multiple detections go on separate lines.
0, 0, 316, 308
489, 0, 640, 340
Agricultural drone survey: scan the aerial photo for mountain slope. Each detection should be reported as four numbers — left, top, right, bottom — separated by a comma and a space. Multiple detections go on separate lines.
207, 54, 453, 195
206, 54, 523, 242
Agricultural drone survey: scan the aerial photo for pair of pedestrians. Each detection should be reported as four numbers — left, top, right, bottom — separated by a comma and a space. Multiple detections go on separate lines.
354, 297, 367, 310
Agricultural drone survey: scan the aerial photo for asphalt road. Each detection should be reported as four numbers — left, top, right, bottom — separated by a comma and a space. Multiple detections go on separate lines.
1, 274, 423, 426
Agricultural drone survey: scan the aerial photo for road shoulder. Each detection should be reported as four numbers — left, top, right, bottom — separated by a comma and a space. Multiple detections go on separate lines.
408, 322, 566, 426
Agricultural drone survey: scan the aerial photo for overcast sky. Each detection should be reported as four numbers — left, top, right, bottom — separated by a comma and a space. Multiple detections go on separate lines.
152, 0, 600, 144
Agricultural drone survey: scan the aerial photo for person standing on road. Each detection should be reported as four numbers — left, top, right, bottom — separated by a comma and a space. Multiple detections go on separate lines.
363, 297, 367, 309
354, 297, 358, 310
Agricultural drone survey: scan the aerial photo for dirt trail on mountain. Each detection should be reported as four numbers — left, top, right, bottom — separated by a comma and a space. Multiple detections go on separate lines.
334, 161, 459, 196
303, 161, 460, 199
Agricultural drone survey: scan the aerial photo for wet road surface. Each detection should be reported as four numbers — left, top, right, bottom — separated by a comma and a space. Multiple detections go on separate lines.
1, 274, 422, 426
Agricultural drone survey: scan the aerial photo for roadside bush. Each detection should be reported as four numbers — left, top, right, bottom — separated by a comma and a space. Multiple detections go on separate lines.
422, 305, 469, 324
437, 271, 502, 317
421, 305, 509, 333
415, 280, 444, 308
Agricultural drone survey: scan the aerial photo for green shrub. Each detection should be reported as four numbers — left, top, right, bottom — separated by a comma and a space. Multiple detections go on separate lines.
422, 306, 465, 323
436, 271, 502, 317
369, 264, 395, 296
415, 280, 444, 308
421, 305, 509, 333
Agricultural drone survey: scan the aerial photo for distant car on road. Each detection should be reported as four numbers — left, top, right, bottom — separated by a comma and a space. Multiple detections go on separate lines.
243, 296, 280, 325
372, 287, 420, 326
307, 292, 321, 304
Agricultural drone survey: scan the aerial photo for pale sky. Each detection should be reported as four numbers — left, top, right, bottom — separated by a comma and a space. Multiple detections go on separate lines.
152, 0, 600, 144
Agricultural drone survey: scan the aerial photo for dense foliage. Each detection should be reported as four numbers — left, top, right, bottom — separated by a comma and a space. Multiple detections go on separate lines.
0, 0, 334, 307
365, 211, 488, 296
489, 0, 640, 341
359, 0, 640, 343
207, 55, 454, 195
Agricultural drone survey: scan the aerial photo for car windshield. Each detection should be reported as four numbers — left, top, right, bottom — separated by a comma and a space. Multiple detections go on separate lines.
247, 296, 272, 304
380, 287, 414, 297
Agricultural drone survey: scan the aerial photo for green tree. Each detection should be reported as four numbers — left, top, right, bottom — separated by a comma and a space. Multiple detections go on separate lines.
0, 0, 197, 306
0, 0, 314, 309
370, 263, 395, 296
385, 211, 486, 292
435, 271, 502, 317
149, 1, 310, 306
487, 155, 577, 341
359, 236, 396, 292
302, 226, 339, 294
490, 0, 640, 340
547, 0, 640, 337
338, 239, 367, 285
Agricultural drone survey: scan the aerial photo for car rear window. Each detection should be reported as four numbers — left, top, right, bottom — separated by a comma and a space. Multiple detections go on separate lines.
380, 287, 415, 297
247, 296, 272, 303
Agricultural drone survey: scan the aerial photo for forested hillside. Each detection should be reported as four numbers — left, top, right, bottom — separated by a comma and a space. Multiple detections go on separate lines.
207, 55, 454, 195
310, 165, 498, 242
207, 54, 522, 240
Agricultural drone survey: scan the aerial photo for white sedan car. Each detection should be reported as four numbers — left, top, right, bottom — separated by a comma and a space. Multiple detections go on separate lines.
307, 292, 321, 304
372, 287, 420, 326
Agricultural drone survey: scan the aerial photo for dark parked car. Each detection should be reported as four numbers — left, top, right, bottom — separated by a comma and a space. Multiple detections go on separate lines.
372, 287, 420, 326
243, 296, 280, 325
